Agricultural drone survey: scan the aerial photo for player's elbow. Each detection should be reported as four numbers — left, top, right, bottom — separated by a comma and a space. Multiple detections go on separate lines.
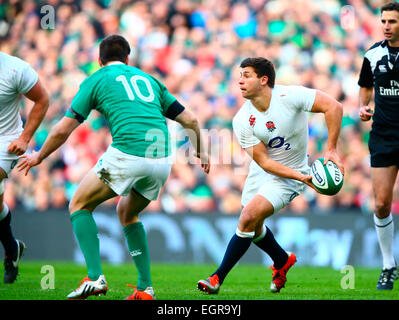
336, 102, 343, 119
334, 101, 343, 115
186, 116, 199, 129
177, 109, 199, 129
325, 100, 343, 120
39, 94, 50, 113
52, 121, 74, 140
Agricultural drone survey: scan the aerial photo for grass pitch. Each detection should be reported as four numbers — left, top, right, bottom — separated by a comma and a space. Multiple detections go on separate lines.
0, 262, 398, 300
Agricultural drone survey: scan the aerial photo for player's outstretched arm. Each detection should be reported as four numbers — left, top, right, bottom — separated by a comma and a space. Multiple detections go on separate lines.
17, 116, 81, 176
7, 79, 49, 156
310, 90, 344, 175
174, 109, 210, 174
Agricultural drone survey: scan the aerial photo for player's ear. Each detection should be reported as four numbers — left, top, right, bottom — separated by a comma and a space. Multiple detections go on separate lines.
124, 56, 129, 65
98, 57, 103, 67
260, 75, 269, 86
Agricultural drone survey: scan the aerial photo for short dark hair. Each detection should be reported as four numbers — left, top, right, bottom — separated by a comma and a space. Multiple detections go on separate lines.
99, 34, 131, 65
381, 2, 399, 14
240, 57, 276, 88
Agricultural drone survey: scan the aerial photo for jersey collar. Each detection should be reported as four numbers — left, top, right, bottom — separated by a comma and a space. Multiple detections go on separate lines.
104, 61, 125, 66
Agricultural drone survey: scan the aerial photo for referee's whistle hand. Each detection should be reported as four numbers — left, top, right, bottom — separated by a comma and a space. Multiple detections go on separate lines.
359, 106, 373, 121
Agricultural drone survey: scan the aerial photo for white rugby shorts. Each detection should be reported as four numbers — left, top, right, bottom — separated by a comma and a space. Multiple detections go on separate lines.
0, 135, 20, 194
93, 145, 172, 200
241, 160, 309, 213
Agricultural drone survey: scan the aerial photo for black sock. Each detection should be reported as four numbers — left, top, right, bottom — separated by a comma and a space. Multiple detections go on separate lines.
212, 233, 253, 284
253, 226, 288, 269
0, 210, 18, 260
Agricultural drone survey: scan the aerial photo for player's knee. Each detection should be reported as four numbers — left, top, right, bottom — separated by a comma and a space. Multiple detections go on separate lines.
238, 209, 257, 232
374, 200, 391, 218
69, 197, 88, 214
116, 202, 139, 226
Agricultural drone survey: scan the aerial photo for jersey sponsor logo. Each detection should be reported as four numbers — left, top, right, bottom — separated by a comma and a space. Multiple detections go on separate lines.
265, 121, 276, 132
379, 81, 399, 96
268, 136, 291, 150
249, 115, 256, 127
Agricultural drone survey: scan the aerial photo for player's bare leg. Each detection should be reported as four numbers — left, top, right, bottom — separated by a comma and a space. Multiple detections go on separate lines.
371, 166, 398, 290
69, 169, 117, 213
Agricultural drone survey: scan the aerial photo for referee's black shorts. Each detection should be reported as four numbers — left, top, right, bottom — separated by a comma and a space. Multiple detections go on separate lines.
368, 132, 399, 167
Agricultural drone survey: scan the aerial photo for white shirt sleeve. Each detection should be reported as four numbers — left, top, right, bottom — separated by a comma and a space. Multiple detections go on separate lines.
232, 113, 261, 149
285, 85, 316, 112
16, 60, 38, 94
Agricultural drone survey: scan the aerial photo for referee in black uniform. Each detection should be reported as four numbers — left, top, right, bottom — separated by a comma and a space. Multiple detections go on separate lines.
358, 2, 399, 290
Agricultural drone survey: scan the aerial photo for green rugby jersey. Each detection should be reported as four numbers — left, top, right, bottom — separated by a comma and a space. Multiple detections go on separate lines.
65, 63, 176, 158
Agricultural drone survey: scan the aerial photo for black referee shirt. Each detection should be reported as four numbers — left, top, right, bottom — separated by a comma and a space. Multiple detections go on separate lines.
358, 40, 399, 138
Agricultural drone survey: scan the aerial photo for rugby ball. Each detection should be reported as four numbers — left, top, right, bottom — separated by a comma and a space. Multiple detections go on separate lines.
311, 158, 343, 195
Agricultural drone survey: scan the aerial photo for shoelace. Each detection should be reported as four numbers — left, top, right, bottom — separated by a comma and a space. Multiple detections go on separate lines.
269, 265, 287, 283
208, 275, 219, 286
126, 284, 147, 299
74, 276, 91, 291
379, 270, 394, 284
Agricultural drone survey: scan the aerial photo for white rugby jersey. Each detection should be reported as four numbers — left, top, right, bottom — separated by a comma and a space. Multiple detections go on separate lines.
232, 85, 316, 171
0, 52, 38, 137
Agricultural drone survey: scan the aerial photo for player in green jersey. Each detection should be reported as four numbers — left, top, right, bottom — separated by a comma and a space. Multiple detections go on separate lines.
18, 35, 210, 300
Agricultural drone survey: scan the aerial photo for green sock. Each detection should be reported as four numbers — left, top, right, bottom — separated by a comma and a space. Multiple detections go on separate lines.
70, 210, 103, 281
123, 222, 152, 290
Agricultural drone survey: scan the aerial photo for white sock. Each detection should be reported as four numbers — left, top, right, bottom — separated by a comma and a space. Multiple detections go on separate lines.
235, 228, 255, 238
0, 203, 9, 221
374, 213, 396, 269
252, 225, 267, 243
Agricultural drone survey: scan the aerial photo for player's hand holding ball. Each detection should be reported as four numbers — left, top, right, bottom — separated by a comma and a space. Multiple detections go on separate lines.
310, 158, 344, 195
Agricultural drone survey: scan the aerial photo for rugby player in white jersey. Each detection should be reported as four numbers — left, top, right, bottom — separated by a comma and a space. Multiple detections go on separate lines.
198, 57, 343, 295
0, 52, 49, 283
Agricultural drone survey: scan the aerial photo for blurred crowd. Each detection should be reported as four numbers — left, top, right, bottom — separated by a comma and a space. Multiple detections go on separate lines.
0, 0, 397, 215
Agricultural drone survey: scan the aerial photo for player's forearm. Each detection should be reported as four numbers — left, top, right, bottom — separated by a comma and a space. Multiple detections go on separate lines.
324, 102, 343, 151
359, 87, 373, 107
184, 121, 207, 158
37, 125, 69, 162
176, 110, 207, 157
19, 98, 49, 143
256, 156, 306, 182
